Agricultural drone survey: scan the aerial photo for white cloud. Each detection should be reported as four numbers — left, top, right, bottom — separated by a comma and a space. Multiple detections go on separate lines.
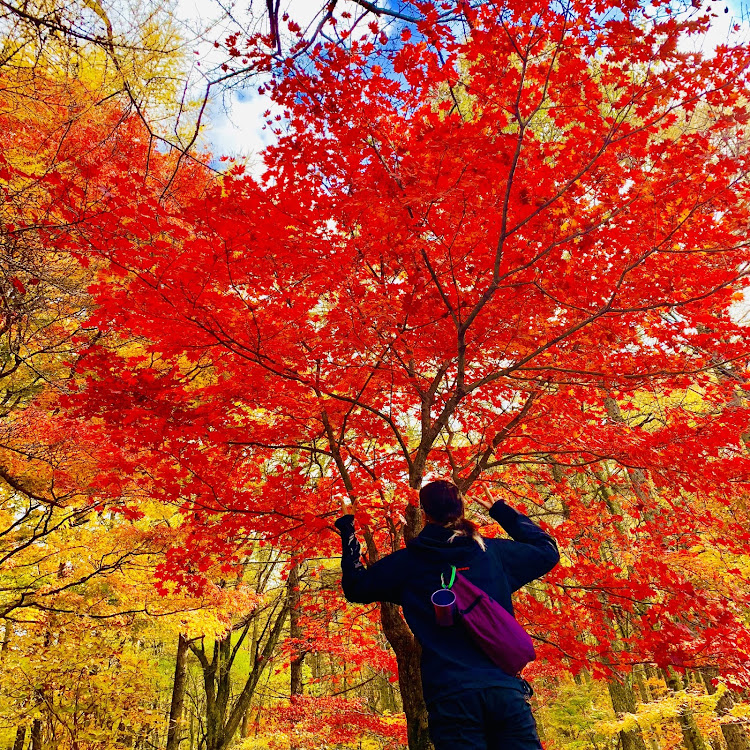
677, 0, 750, 54
203, 89, 271, 166
173, 0, 395, 162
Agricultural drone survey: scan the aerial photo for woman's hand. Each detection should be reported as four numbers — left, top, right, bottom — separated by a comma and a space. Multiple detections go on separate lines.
475, 484, 501, 510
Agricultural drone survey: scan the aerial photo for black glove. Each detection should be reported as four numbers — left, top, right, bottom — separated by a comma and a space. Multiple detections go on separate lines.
335, 514, 364, 572
334, 514, 356, 534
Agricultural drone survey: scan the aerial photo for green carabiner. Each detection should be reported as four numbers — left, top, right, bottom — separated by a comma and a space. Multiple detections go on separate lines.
441, 565, 457, 590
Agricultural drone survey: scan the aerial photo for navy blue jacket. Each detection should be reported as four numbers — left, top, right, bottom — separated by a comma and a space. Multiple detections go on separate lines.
338, 502, 559, 705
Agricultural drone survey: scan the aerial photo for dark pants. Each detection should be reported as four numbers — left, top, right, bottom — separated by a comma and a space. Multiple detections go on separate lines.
427, 684, 543, 750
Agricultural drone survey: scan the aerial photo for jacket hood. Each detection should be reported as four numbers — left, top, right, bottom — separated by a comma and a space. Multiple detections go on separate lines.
407, 523, 485, 563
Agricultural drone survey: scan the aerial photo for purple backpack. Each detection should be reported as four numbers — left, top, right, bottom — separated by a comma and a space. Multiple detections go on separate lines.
432, 565, 536, 676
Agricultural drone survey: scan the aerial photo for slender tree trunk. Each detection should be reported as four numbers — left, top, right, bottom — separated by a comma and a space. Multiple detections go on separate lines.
378, 674, 399, 714
289, 562, 304, 750
29, 720, 42, 750
646, 659, 668, 749
701, 668, 750, 750
2, 623, 12, 656
633, 665, 650, 703
166, 633, 189, 750
205, 699, 223, 750
632, 666, 661, 750
240, 711, 249, 739
608, 677, 648, 750
12, 725, 26, 750
663, 668, 709, 750
289, 562, 305, 698
205, 637, 229, 750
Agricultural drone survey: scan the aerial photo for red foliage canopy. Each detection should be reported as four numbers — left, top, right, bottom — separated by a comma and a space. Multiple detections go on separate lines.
36, 0, 750, 687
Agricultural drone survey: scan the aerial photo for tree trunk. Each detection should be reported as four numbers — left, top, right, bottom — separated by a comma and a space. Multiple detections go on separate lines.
377, 502, 432, 750
12, 725, 26, 750
378, 674, 400, 714
29, 720, 42, 750
289, 562, 304, 750
166, 633, 189, 750
608, 677, 648, 750
289, 562, 305, 698
2, 623, 12, 657
240, 711, 249, 739
708, 730, 726, 750
663, 668, 709, 750
633, 665, 650, 703
701, 668, 750, 750
632, 666, 661, 750
194, 600, 290, 750
381, 602, 432, 750
205, 637, 228, 750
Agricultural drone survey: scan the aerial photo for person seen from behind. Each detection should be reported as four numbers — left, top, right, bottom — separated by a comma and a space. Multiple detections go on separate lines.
334, 479, 560, 750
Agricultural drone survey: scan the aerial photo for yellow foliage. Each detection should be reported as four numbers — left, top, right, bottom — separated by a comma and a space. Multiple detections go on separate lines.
595, 685, 723, 740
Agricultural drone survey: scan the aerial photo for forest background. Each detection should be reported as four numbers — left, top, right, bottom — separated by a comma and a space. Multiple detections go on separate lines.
3, 0, 750, 749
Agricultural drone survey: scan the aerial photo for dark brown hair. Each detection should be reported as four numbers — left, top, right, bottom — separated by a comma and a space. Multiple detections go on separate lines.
419, 480, 486, 550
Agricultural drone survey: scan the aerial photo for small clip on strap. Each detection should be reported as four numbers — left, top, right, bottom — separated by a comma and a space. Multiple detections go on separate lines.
441, 565, 457, 590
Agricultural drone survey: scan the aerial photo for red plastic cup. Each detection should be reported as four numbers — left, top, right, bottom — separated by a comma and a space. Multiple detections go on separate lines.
431, 588, 457, 627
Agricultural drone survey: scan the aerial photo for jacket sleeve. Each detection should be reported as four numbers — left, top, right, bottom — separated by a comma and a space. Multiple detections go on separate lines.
489, 501, 560, 592
337, 520, 403, 605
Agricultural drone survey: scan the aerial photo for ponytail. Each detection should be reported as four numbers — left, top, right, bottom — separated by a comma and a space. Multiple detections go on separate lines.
445, 516, 487, 552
